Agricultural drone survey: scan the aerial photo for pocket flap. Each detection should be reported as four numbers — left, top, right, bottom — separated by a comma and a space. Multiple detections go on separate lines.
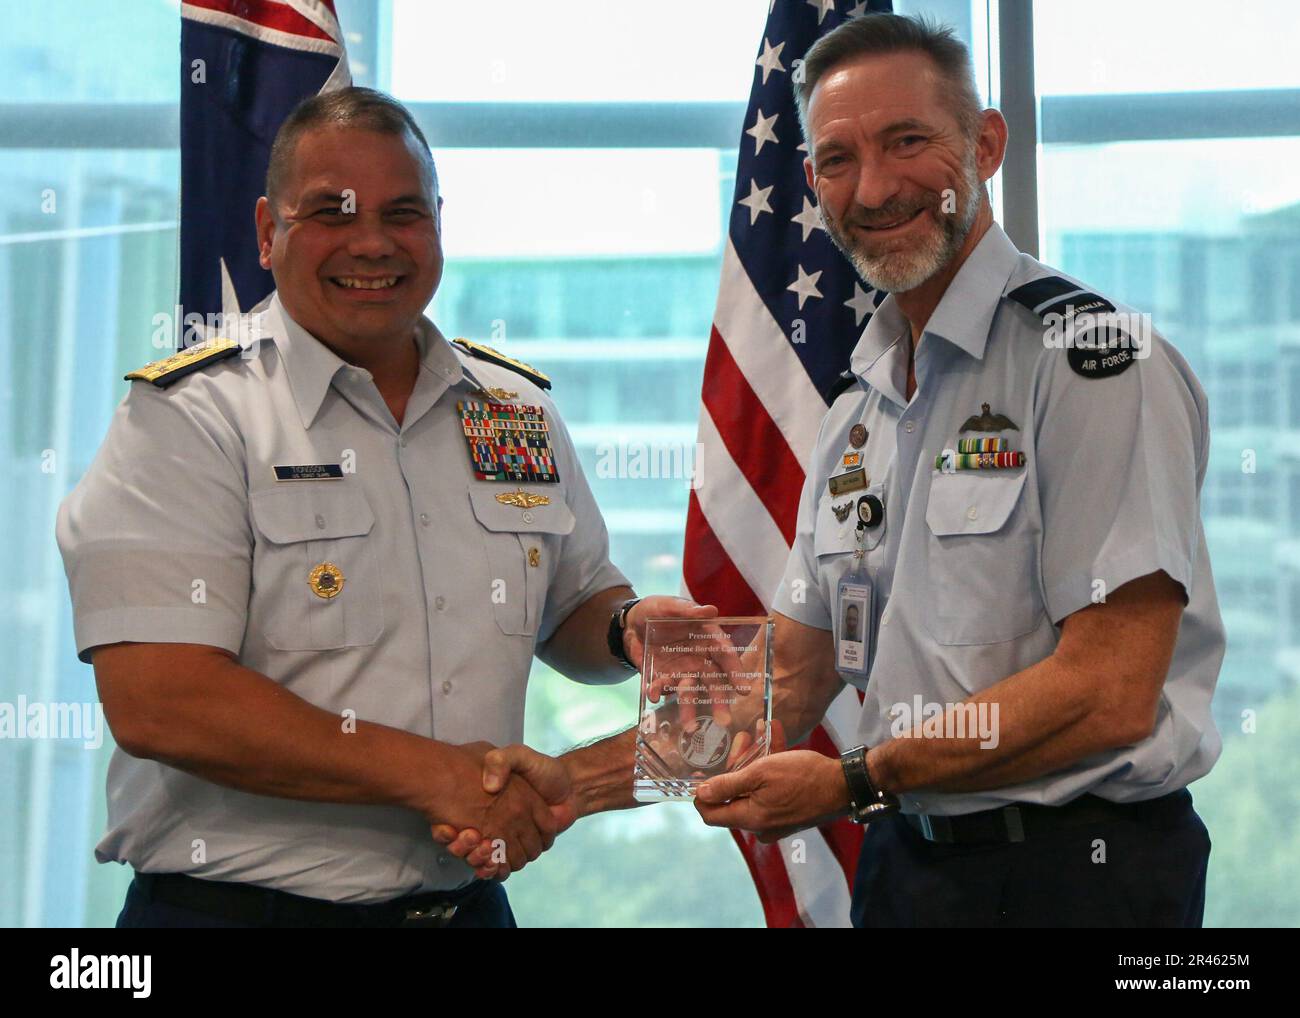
926, 470, 1026, 537
250, 486, 375, 544
468, 487, 575, 535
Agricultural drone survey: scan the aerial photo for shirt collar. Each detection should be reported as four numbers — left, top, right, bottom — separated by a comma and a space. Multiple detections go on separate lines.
848, 222, 1022, 396
265, 293, 465, 429
920, 221, 1021, 361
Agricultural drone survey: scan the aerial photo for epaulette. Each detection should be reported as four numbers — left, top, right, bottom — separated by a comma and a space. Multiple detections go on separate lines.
452, 338, 551, 391
1004, 275, 1138, 379
824, 370, 859, 404
124, 338, 241, 388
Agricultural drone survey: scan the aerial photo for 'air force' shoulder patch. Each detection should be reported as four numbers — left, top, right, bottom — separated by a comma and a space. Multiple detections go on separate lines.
1005, 275, 1144, 379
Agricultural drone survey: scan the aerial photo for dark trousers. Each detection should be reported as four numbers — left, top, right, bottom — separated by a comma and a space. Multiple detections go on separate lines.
116, 873, 516, 929
850, 792, 1211, 928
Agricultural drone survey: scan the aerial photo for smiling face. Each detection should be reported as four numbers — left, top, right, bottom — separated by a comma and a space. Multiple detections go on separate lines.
255, 126, 443, 356
803, 50, 1003, 294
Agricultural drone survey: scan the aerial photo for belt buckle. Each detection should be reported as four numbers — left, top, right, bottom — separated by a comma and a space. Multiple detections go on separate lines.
918, 814, 953, 842
402, 902, 458, 928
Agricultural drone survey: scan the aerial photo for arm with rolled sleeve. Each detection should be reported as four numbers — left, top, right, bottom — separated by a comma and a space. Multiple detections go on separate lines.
769, 421, 847, 743
1032, 335, 1206, 620
56, 383, 253, 662
533, 401, 631, 652
771, 426, 834, 630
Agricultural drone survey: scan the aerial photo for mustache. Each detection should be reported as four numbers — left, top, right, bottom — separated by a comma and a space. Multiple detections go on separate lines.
842, 195, 940, 229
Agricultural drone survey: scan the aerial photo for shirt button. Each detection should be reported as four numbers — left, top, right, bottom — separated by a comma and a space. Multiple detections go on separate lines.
441, 680, 453, 695
399, 436, 407, 448
904, 421, 915, 433
882, 608, 890, 625
434, 596, 446, 611
314, 514, 326, 529
419, 513, 430, 526
522, 511, 534, 524
966, 506, 978, 520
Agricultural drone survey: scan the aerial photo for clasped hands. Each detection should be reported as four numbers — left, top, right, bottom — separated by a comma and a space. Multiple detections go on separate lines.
431, 716, 854, 881
429, 740, 577, 879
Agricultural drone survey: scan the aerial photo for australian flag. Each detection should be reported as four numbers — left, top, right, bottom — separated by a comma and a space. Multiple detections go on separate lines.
180, 0, 349, 324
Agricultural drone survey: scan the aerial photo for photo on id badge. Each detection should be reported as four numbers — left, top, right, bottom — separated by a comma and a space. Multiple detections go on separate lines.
836, 576, 872, 676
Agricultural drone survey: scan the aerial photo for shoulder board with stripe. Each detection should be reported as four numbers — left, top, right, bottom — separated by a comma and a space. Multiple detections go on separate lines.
1005, 274, 1117, 322
125, 338, 241, 388
824, 370, 859, 404
452, 338, 551, 391
1004, 274, 1136, 379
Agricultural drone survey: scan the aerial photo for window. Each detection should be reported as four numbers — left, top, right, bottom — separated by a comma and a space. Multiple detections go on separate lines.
1034, 0, 1300, 927
0, 0, 182, 929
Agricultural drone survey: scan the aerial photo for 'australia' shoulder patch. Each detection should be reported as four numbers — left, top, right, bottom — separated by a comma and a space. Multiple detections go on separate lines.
124, 338, 241, 388
1005, 274, 1143, 379
452, 338, 551, 391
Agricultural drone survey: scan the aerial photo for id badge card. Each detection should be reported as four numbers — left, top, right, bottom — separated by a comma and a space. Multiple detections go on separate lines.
835, 568, 874, 677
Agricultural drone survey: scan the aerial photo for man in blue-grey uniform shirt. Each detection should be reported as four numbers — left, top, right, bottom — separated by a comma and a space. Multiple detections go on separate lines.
56, 87, 710, 928
695, 13, 1224, 927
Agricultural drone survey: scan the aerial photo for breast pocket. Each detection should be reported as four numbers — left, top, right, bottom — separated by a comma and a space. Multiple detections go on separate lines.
923, 470, 1041, 645
467, 488, 576, 637
249, 486, 384, 651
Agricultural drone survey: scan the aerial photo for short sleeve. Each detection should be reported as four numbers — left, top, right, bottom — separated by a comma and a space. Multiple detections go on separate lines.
56, 384, 254, 663
535, 403, 630, 646
771, 446, 833, 630
1032, 336, 1207, 624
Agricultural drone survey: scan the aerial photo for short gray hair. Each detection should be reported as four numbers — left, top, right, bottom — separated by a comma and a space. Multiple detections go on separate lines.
266, 86, 438, 207
794, 12, 983, 144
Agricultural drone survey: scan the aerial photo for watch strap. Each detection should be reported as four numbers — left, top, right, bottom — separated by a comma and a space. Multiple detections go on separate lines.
606, 597, 641, 670
840, 745, 899, 823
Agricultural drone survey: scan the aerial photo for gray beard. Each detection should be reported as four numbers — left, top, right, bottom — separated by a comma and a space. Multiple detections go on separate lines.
822, 160, 984, 295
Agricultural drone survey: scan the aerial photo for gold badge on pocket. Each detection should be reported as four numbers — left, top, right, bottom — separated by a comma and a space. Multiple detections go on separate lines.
495, 488, 551, 510
309, 562, 345, 599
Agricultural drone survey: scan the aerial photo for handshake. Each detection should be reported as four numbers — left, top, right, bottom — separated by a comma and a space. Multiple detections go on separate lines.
426, 741, 579, 880
424, 718, 803, 882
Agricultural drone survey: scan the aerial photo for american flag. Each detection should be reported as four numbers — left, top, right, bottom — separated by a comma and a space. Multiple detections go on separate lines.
180, 0, 350, 321
683, 0, 891, 928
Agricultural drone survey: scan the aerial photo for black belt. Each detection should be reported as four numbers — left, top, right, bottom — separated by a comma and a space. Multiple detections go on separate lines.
133, 871, 484, 928
902, 789, 1192, 846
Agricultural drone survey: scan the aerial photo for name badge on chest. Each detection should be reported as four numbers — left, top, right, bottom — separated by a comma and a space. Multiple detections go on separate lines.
273, 464, 344, 481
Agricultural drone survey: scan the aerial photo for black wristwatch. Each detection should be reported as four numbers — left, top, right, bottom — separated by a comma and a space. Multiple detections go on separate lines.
840, 745, 899, 823
606, 597, 641, 671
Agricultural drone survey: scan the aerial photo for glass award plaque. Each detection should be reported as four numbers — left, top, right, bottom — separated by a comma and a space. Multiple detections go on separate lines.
633, 616, 774, 802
